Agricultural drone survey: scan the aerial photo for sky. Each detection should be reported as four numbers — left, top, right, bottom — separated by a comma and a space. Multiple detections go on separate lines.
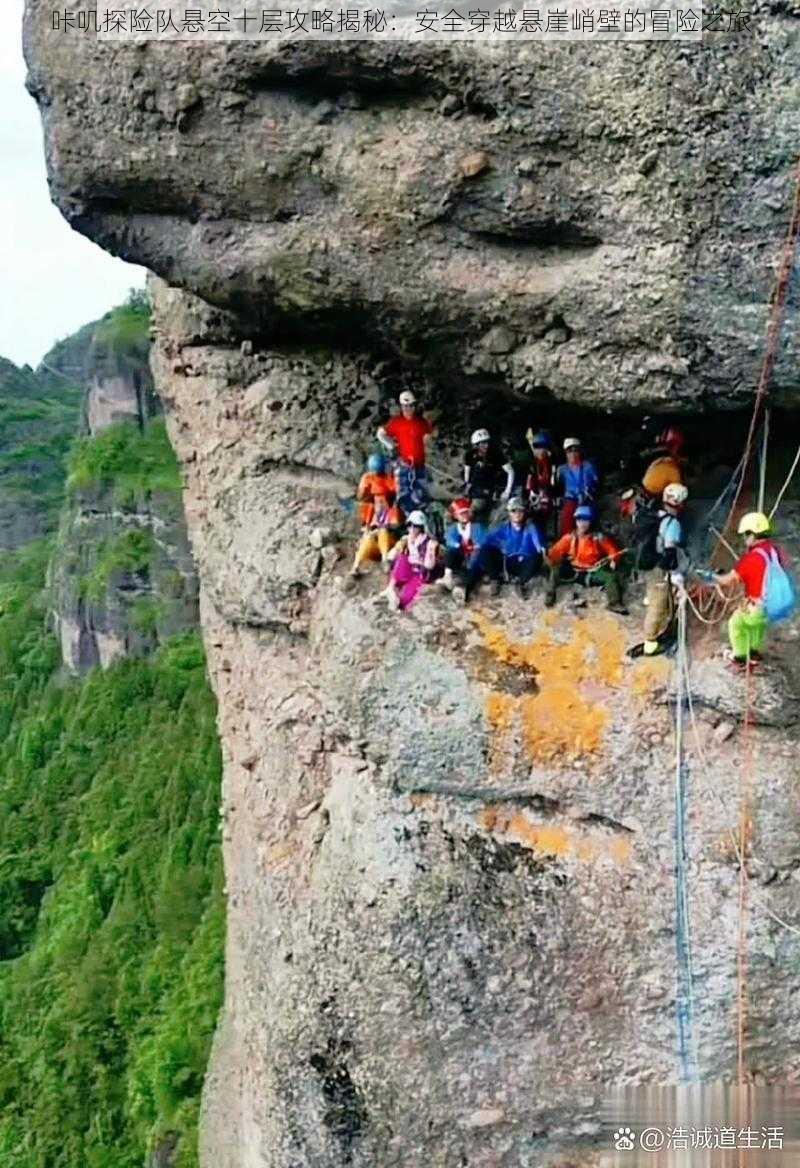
0, 0, 146, 368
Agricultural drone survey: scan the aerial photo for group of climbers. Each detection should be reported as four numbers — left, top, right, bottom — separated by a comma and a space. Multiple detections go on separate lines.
349, 393, 794, 666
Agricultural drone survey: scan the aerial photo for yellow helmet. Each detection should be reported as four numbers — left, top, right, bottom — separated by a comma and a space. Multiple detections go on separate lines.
737, 511, 770, 536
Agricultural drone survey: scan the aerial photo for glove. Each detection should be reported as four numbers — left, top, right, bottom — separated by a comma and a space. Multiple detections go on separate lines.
670, 572, 685, 588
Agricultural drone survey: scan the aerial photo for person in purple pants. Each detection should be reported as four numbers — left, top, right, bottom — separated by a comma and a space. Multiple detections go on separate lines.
381, 510, 440, 611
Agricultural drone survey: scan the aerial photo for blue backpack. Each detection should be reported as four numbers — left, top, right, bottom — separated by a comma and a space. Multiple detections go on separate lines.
756, 547, 797, 623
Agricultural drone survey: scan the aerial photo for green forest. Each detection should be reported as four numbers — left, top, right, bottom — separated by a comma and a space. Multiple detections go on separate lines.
0, 297, 224, 1167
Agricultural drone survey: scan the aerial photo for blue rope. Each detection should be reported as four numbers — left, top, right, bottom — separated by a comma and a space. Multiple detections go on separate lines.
674, 601, 699, 1083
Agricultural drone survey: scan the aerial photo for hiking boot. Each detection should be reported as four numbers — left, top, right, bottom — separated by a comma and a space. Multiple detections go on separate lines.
489, 579, 502, 598
544, 592, 556, 608
726, 655, 748, 674
518, 581, 532, 601
607, 602, 630, 616
571, 588, 586, 608
452, 585, 467, 606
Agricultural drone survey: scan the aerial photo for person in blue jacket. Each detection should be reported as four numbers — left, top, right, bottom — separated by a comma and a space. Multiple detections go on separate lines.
441, 497, 488, 603
555, 437, 600, 537
480, 496, 545, 599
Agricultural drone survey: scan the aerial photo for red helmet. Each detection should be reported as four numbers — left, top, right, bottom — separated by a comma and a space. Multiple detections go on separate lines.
450, 497, 472, 519
656, 426, 685, 456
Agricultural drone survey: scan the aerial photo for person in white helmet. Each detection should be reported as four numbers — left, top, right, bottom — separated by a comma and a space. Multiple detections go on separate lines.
463, 427, 514, 523
628, 481, 690, 658
555, 437, 600, 537
381, 510, 441, 611
376, 391, 434, 513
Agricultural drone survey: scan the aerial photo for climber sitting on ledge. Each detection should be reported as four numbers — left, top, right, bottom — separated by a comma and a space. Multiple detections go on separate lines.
350, 494, 401, 578
544, 505, 628, 614
479, 497, 545, 600
380, 510, 440, 611
376, 390, 434, 514
441, 497, 487, 604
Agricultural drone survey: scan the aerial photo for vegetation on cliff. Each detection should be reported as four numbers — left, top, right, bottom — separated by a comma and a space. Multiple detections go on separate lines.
0, 542, 223, 1168
0, 359, 82, 545
0, 296, 223, 1166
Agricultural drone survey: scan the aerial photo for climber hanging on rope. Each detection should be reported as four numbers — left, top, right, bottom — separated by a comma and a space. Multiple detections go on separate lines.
376, 390, 435, 514
701, 511, 795, 672
628, 482, 690, 658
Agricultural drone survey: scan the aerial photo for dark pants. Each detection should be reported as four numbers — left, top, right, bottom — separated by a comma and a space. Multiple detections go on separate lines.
482, 546, 540, 586
546, 560, 624, 606
447, 547, 485, 595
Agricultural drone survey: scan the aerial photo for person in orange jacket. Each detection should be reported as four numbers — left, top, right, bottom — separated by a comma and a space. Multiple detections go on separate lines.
356, 453, 398, 526
545, 505, 628, 613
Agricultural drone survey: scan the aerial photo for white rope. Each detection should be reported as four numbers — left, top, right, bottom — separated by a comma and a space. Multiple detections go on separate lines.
768, 442, 800, 521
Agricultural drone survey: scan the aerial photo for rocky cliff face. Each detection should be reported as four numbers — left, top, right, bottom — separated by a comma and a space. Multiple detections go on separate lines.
49, 314, 200, 673
24, 11, 800, 1168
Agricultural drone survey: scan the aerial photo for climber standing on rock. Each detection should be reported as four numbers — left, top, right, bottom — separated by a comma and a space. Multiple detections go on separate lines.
525, 429, 556, 540
377, 391, 434, 515
478, 497, 545, 600
708, 512, 794, 673
544, 504, 628, 614
555, 437, 600, 537
463, 428, 514, 523
641, 426, 687, 500
627, 482, 690, 658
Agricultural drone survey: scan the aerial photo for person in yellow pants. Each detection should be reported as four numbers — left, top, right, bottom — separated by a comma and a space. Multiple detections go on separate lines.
350, 493, 399, 576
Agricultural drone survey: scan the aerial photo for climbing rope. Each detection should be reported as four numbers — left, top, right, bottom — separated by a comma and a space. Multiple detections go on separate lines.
673, 596, 699, 1082
716, 153, 800, 549
768, 440, 800, 521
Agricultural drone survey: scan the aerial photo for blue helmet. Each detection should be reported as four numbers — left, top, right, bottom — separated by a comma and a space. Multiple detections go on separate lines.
574, 505, 595, 523
530, 431, 551, 448
367, 453, 386, 473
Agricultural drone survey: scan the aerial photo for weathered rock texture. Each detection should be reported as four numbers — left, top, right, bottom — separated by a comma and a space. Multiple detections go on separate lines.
50, 327, 199, 673
51, 480, 199, 672
24, 9, 800, 1167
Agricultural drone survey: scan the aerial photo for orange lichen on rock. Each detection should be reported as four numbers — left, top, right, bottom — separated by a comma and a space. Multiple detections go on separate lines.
475, 613, 621, 762
518, 686, 609, 762
474, 612, 625, 690
485, 691, 516, 731
478, 807, 632, 866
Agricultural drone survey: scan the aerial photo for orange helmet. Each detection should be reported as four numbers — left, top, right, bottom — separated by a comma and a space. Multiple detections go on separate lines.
450, 497, 472, 519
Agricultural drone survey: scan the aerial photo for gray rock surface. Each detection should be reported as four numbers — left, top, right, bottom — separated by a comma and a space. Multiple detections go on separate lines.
22, 11, 800, 1167
23, 9, 800, 412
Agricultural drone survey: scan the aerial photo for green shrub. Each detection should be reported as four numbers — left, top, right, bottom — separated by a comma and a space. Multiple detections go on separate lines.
80, 530, 156, 604
67, 420, 181, 498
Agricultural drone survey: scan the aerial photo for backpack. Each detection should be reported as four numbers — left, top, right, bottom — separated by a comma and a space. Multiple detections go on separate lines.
630, 498, 662, 571
755, 547, 796, 622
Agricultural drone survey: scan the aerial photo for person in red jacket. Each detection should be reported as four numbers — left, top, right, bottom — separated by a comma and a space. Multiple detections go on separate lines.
712, 511, 790, 671
376, 390, 434, 512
